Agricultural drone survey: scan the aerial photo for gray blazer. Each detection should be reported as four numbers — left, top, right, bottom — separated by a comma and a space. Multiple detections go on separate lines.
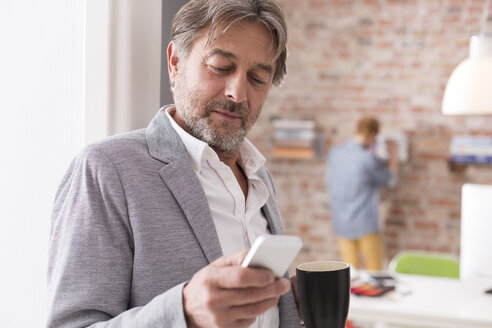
47, 108, 301, 328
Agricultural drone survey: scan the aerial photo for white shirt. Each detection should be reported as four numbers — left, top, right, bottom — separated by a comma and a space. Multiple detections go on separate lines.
166, 107, 279, 328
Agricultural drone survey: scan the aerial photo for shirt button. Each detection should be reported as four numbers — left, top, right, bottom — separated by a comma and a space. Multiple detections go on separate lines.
193, 163, 198, 171
207, 149, 214, 157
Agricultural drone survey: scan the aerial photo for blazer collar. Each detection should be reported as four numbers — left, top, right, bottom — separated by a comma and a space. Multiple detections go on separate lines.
146, 106, 186, 164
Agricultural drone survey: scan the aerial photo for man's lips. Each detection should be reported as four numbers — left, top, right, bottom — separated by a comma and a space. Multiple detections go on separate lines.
212, 110, 242, 120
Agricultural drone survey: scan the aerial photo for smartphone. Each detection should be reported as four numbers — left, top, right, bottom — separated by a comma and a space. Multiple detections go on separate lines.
241, 235, 303, 277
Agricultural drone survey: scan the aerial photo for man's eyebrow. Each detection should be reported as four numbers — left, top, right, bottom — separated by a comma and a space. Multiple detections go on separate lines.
256, 63, 274, 76
207, 48, 274, 76
207, 48, 237, 61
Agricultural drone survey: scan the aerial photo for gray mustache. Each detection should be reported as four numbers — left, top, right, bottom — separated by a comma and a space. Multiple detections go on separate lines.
223, 101, 245, 113
206, 100, 248, 114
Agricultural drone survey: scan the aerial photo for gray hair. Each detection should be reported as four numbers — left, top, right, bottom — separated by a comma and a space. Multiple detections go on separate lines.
171, 0, 287, 86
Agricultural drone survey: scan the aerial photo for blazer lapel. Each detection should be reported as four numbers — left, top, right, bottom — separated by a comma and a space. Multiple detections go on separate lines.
159, 162, 223, 263
256, 168, 286, 236
146, 107, 223, 264
262, 197, 285, 235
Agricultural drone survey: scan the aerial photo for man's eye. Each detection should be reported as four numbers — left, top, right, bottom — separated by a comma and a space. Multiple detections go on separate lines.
250, 75, 267, 86
211, 66, 231, 73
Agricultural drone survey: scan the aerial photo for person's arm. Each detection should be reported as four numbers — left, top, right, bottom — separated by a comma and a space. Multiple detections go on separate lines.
386, 139, 399, 177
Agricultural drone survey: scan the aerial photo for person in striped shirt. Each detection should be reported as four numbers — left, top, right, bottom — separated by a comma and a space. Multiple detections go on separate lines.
327, 117, 399, 270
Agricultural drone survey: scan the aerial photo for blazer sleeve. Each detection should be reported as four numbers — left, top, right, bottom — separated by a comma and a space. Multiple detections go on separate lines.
47, 145, 187, 328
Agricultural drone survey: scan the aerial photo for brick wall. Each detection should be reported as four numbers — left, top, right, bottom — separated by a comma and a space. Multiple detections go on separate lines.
248, 0, 492, 271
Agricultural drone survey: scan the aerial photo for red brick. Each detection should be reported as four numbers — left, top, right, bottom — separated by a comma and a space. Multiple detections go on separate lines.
414, 221, 440, 230
429, 199, 458, 207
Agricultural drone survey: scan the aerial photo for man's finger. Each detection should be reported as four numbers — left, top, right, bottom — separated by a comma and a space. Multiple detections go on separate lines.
209, 265, 275, 289
233, 318, 257, 328
228, 296, 281, 320
219, 278, 291, 306
211, 249, 249, 267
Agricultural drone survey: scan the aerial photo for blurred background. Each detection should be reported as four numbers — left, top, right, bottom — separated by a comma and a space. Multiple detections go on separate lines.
250, 0, 492, 270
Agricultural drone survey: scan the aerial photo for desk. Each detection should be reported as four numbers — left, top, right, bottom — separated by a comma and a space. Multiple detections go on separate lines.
348, 274, 492, 328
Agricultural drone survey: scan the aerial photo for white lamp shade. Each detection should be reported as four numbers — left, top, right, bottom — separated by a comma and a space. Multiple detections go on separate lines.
442, 57, 492, 115
442, 34, 492, 115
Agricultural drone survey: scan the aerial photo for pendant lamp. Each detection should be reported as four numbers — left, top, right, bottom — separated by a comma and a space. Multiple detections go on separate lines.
442, 0, 492, 115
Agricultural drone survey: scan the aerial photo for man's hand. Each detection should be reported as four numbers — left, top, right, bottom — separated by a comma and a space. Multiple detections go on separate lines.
183, 250, 291, 328
385, 139, 399, 177
386, 139, 398, 159
290, 275, 302, 321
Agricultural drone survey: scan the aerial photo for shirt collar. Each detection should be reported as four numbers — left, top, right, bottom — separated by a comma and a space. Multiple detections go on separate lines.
348, 139, 365, 149
238, 139, 266, 177
165, 106, 266, 177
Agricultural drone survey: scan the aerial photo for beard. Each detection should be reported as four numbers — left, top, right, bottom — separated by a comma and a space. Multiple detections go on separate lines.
173, 76, 262, 154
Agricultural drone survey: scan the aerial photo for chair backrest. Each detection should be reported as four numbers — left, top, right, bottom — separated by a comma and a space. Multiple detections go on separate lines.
389, 251, 460, 279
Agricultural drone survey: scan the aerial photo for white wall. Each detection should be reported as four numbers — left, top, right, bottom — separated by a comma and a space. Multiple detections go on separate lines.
0, 1, 85, 326
84, 0, 162, 144
0, 1, 162, 326
106, 0, 162, 135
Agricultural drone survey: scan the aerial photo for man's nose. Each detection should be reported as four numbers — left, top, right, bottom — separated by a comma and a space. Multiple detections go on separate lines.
225, 72, 247, 104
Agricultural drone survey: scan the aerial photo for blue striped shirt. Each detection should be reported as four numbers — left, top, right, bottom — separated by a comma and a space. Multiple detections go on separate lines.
327, 140, 394, 239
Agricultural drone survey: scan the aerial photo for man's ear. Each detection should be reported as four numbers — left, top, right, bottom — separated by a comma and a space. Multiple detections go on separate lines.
167, 41, 180, 83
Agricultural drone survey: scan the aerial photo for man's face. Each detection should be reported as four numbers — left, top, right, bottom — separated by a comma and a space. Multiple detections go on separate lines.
168, 20, 275, 154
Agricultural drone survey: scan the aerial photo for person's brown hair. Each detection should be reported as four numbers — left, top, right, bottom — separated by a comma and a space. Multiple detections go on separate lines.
356, 117, 380, 137
171, 0, 288, 86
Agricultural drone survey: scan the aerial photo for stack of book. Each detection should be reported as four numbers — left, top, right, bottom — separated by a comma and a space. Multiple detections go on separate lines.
350, 271, 397, 297
450, 136, 492, 164
272, 119, 317, 160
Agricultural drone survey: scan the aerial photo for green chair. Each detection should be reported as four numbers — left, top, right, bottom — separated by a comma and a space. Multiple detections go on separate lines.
389, 251, 460, 279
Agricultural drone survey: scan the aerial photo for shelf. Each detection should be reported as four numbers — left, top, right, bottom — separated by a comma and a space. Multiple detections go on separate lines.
448, 159, 492, 172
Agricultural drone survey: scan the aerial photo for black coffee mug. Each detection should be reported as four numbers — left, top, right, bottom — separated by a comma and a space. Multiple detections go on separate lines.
296, 261, 351, 328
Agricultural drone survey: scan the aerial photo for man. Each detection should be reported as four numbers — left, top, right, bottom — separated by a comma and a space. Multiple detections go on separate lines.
327, 117, 398, 271
47, 0, 300, 327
